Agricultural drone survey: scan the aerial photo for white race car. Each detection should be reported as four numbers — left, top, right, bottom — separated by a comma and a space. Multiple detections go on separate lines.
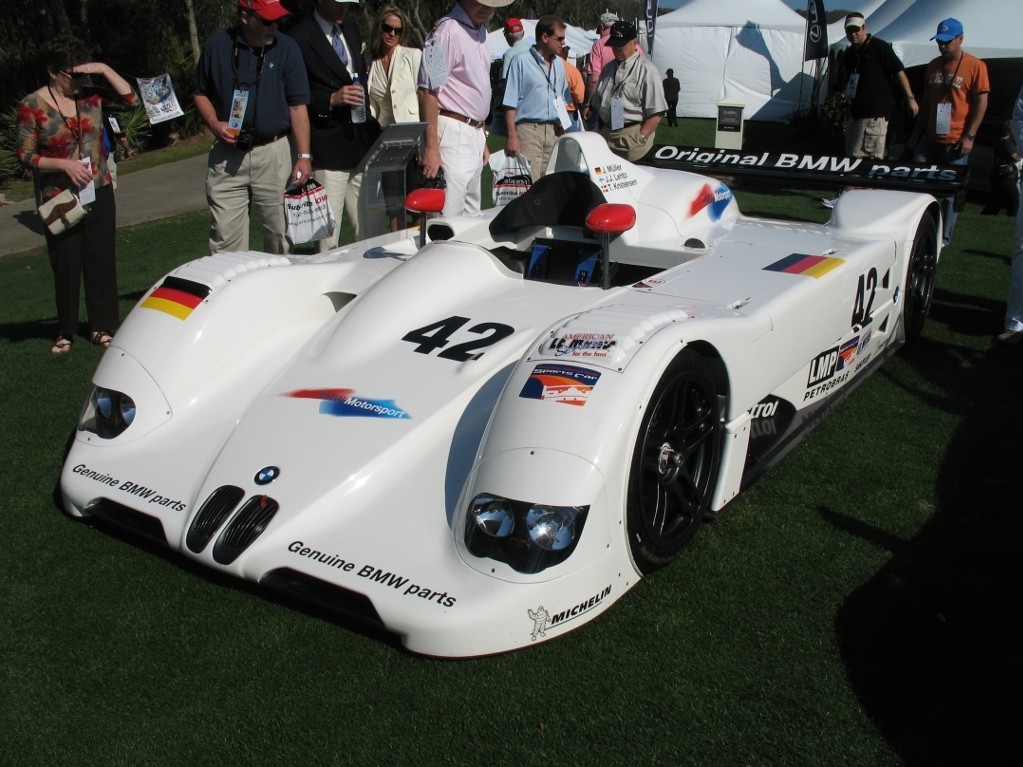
61, 133, 943, 657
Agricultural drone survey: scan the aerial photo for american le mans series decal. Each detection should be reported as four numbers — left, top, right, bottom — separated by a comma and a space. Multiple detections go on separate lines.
141, 276, 211, 320
284, 388, 411, 419
519, 364, 601, 406
764, 253, 844, 279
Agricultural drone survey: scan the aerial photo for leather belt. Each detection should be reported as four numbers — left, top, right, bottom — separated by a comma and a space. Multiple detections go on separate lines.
439, 109, 485, 129
253, 130, 289, 147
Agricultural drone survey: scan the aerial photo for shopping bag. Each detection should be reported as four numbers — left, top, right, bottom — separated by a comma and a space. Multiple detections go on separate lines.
284, 180, 336, 244
38, 188, 87, 235
489, 150, 532, 207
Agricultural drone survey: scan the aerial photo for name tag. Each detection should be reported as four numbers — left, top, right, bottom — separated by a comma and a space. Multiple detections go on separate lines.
610, 97, 625, 131
935, 102, 952, 135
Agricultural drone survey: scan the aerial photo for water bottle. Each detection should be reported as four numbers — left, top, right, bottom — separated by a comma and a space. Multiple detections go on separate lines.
351, 73, 366, 124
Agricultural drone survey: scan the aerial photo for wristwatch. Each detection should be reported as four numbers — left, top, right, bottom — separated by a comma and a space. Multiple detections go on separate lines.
962, 133, 975, 141
297, 152, 312, 160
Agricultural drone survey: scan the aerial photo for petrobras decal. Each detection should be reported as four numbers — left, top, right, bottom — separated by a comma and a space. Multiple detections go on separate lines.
689, 182, 732, 221
542, 331, 617, 360
526, 585, 612, 641
283, 388, 411, 419
519, 363, 601, 407
804, 345, 850, 402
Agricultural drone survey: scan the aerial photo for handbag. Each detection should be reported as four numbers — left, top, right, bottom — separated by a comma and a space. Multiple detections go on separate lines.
489, 150, 532, 207
284, 180, 337, 245
38, 188, 87, 236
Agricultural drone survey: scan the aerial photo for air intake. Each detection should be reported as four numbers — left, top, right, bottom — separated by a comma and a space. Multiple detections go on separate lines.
212, 495, 279, 565
186, 486, 244, 553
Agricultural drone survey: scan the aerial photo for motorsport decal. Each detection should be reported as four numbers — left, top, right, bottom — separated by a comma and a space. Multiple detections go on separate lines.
519, 363, 601, 406
543, 332, 617, 359
140, 276, 211, 320
593, 162, 637, 193
527, 585, 612, 641
287, 541, 456, 607
284, 388, 411, 419
70, 463, 187, 511
764, 253, 844, 279
804, 335, 863, 402
689, 182, 732, 221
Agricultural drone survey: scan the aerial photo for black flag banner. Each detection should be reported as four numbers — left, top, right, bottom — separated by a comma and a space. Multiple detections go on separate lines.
644, 0, 658, 55
803, 0, 828, 61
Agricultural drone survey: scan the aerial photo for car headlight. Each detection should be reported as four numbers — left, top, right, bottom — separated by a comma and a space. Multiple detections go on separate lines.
465, 493, 588, 574
79, 386, 137, 439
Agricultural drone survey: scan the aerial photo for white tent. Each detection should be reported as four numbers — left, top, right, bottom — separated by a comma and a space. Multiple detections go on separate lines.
486, 21, 597, 68
865, 0, 1022, 68
651, 0, 817, 122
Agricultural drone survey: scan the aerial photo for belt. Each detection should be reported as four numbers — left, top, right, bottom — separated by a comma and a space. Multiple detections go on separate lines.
602, 121, 642, 131
439, 109, 485, 129
515, 120, 559, 126
253, 130, 289, 147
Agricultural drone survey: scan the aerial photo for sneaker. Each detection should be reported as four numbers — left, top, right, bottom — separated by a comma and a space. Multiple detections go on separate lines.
820, 196, 838, 209
996, 329, 1023, 346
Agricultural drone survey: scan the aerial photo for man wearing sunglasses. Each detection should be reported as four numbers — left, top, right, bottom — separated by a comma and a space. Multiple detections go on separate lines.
193, 0, 312, 254
291, 0, 381, 246
502, 15, 573, 181
909, 17, 989, 246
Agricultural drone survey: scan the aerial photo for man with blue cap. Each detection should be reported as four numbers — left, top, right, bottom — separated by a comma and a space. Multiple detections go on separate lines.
909, 17, 989, 246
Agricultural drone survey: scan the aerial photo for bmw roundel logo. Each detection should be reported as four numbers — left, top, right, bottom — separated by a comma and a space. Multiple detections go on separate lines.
254, 466, 280, 485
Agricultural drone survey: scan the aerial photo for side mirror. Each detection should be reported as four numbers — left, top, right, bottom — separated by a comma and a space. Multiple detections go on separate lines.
405, 188, 446, 248
585, 203, 636, 289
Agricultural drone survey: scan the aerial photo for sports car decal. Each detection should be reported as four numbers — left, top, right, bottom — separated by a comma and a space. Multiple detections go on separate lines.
519, 363, 601, 406
544, 332, 617, 359
527, 584, 613, 641
140, 277, 210, 320
284, 389, 411, 419
764, 254, 844, 279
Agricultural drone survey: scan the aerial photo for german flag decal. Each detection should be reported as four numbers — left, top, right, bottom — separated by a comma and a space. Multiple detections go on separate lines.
141, 277, 211, 320
764, 254, 844, 279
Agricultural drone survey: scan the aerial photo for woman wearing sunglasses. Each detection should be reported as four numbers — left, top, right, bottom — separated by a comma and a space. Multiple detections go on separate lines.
367, 5, 423, 230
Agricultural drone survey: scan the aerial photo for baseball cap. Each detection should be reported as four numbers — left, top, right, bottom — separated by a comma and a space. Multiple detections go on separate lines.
476, 0, 516, 7
504, 17, 523, 34
606, 20, 637, 48
600, 12, 620, 27
931, 18, 964, 42
237, 0, 290, 21
844, 13, 865, 30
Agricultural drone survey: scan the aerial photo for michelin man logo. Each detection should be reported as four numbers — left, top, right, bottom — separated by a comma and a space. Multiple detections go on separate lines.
527, 605, 550, 641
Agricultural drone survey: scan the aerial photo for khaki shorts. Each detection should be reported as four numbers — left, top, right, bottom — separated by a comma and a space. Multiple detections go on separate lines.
603, 123, 655, 163
845, 117, 888, 159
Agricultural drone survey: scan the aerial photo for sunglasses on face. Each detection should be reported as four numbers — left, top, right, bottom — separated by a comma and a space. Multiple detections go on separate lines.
381, 22, 403, 35
245, 11, 277, 26
548, 35, 566, 42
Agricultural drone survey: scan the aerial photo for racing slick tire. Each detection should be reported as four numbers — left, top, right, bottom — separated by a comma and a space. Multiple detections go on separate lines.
626, 350, 723, 574
903, 210, 940, 340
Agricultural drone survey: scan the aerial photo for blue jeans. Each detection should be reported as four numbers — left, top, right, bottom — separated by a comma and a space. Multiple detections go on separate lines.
913, 137, 970, 244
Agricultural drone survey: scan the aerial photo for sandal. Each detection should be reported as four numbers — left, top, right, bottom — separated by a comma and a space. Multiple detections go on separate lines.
89, 330, 113, 348
51, 335, 73, 355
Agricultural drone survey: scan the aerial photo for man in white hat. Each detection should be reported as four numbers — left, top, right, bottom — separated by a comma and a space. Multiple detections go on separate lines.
418, 0, 515, 217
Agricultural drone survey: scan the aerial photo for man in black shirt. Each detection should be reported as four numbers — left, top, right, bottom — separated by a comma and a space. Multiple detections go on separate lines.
662, 68, 680, 127
822, 12, 917, 208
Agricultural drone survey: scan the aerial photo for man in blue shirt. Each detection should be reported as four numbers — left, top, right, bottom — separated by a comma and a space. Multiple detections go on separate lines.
502, 15, 572, 181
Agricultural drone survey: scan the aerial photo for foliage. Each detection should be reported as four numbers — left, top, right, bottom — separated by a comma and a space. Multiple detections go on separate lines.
0, 102, 29, 189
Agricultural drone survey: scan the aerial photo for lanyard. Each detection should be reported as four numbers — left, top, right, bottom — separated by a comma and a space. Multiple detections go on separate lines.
231, 34, 268, 91
940, 54, 964, 103
46, 83, 83, 157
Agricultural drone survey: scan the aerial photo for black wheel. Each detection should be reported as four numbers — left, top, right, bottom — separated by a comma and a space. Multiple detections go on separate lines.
626, 350, 723, 574
903, 211, 939, 339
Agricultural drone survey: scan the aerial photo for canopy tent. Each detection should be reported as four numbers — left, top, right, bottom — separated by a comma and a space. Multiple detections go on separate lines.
651, 0, 817, 122
486, 20, 597, 67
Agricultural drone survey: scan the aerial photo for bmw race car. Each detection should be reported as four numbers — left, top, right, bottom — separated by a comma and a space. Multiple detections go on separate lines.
60, 133, 945, 657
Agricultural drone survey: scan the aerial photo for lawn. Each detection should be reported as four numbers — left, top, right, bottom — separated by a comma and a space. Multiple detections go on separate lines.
1, 124, 1020, 766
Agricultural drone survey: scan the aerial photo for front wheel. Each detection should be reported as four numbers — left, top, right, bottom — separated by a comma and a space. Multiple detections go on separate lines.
903, 211, 939, 339
626, 350, 723, 574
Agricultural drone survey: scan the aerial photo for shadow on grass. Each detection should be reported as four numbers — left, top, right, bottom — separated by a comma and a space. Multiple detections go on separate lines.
827, 336, 1022, 764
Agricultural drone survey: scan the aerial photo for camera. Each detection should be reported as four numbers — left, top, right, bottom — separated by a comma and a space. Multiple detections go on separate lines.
235, 128, 255, 153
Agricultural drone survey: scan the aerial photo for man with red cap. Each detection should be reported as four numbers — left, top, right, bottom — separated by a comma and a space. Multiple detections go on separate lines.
193, 0, 312, 254
490, 17, 532, 137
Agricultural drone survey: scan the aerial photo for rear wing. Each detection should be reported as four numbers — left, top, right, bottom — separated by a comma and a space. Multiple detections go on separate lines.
644, 145, 969, 210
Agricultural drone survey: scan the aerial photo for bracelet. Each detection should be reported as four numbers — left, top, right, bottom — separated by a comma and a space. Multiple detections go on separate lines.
297, 152, 312, 160
907, 95, 916, 100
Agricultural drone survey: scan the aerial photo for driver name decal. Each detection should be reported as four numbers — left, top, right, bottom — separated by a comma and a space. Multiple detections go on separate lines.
593, 163, 637, 192
520, 364, 601, 406
284, 388, 411, 419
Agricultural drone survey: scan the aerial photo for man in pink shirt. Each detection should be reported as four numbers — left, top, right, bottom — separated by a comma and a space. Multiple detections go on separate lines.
418, 0, 515, 216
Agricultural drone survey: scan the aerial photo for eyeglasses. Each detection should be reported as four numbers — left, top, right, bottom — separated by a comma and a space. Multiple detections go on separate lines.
244, 10, 277, 26
381, 22, 403, 35
549, 35, 566, 42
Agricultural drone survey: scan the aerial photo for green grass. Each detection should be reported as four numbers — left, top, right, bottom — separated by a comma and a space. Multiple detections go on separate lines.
1, 128, 1020, 766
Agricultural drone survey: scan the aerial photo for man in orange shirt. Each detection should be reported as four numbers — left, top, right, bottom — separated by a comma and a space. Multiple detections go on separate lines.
910, 17, 989, 246
559, 45, 585, 132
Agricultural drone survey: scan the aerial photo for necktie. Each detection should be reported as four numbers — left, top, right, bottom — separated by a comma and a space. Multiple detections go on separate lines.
331, 25, 349, 67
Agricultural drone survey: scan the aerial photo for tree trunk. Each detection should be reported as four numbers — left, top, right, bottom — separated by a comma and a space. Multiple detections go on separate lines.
184, 0, 201, 66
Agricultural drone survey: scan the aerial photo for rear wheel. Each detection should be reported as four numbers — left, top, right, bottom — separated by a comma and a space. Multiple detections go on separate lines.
903, 211, 939, 339
626, 350, 723, 574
